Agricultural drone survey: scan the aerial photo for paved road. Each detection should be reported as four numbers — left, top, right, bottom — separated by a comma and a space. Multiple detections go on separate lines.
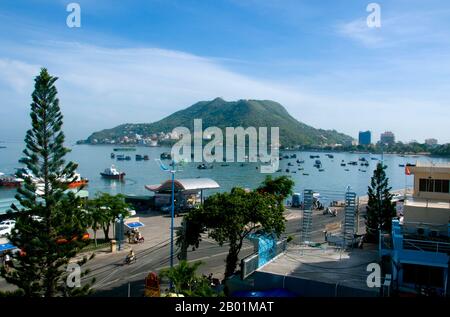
88, 207, 364, 297
0, 206, 366, 297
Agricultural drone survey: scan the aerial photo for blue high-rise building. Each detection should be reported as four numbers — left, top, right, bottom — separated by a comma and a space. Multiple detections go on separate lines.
358, 131, 371, 145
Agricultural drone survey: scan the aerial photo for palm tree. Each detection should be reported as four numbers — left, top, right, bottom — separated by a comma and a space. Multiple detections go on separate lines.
87, 199, 109, 247
159, 260, 217, 296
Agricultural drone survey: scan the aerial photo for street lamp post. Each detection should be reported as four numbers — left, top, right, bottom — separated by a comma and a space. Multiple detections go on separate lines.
170, 161, 175, 271
156, 158, 182, 290
117, 213, 123, 251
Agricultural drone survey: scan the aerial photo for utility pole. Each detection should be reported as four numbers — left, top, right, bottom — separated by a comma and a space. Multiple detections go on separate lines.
156, 158, 183, 290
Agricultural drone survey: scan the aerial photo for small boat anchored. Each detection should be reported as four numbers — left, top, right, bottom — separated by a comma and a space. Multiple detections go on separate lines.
100, 165, 125, 180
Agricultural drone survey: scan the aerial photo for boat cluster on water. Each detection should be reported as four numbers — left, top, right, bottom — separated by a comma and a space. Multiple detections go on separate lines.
110, 151, 150, 161
0, 168, 88, 189
275, 153, 381, 175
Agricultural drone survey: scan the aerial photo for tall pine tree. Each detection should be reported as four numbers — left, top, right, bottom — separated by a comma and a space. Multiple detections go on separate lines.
0, 69, 93, 296
365, 163, 396, 243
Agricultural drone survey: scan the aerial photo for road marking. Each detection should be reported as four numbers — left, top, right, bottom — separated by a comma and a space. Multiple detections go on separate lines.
92, 245, 254, 290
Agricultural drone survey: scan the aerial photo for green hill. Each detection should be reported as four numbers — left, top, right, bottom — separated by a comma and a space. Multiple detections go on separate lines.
83, 98, 353, 147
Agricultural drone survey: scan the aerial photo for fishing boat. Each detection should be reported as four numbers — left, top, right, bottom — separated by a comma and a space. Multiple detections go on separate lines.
326, 154, 334, 159
61, 172, 89, 188
309, 155, 320, 159
290, 154, 297, 159
110, 153, 115, 159
341, 163, 346, 167
0, 174, 24, 187
143, 155, 149, 161
136, 154, 144, 161
113, 147, 136, 152
100, 165, 125, 180
160, 152, 172, 160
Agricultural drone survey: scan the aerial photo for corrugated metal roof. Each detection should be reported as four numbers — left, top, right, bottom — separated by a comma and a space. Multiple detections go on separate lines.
145, 178, 220, 192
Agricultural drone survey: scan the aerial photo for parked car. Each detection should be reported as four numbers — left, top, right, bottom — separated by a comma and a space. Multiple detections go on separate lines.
0, 226, 12, 237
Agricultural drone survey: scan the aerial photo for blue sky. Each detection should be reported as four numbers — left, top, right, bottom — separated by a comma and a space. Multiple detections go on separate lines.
0, 0, 449, 143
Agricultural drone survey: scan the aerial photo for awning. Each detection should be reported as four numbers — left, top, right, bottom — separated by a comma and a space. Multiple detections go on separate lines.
0, 243, 16, 253
125, 222, 145, 229
145, 178, 220, 193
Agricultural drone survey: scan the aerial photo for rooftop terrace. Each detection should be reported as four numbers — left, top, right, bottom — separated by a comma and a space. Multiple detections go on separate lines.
258, 245, 380, 293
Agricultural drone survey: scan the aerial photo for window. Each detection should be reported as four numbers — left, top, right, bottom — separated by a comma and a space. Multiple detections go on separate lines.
435, 179, 442, 193
403, 264, 444, 288
419, 179, 450, 193
419, 179, 427, 191
443, 180, 450, 193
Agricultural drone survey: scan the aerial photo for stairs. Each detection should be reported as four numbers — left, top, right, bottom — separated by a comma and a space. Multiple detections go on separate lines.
301, 190, 313, 243
343, 192, 357, 245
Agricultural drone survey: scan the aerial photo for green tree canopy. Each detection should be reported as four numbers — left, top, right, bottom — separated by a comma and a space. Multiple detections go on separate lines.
159, 260, 219, 297
177, 176, 293, 279
1, 69, 93, 296
365, 163, 396, 243
88, 193, 130, 241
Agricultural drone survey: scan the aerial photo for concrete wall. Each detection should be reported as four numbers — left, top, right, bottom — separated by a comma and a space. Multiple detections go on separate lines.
404, 205, 450, 226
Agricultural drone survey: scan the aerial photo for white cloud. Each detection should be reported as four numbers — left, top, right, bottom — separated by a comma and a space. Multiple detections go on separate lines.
337, 18, 384, 47
0, 42, 314, 141
0, 40, 450, 144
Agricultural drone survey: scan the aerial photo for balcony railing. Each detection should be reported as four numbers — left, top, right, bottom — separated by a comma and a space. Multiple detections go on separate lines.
403, 238, 450, 254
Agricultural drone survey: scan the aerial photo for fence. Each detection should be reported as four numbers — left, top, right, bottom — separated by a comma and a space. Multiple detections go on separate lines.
241, 239, 287, 279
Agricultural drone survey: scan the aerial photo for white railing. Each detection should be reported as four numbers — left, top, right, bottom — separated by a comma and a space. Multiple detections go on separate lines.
403, 238, 450, 254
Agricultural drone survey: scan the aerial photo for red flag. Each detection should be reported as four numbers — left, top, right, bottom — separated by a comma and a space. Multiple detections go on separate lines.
405, 166, 411, 175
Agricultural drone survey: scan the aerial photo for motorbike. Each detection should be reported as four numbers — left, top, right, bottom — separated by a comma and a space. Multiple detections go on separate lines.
323, 207, 337, 217
124, 254, 137, 265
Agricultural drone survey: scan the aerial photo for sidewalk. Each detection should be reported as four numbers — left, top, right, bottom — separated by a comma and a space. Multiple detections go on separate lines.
78, 211, 183, 260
